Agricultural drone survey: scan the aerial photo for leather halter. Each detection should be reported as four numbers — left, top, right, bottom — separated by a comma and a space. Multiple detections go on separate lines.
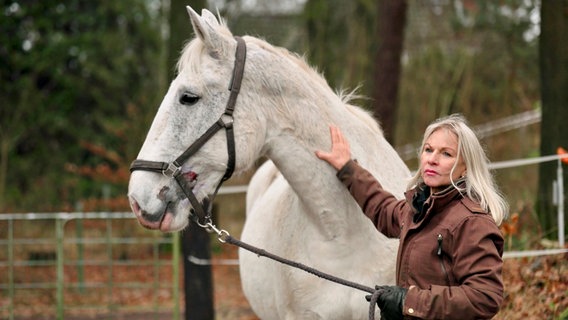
129, 36, 246, 225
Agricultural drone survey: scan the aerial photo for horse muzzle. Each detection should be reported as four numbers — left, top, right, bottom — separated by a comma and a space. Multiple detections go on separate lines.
129, 197, 173, 231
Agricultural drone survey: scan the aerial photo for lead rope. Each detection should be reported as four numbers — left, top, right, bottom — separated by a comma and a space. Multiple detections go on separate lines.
203, 221, 383, 320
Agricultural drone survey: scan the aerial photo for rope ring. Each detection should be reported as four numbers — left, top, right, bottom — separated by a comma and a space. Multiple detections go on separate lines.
218, 229, 230, 243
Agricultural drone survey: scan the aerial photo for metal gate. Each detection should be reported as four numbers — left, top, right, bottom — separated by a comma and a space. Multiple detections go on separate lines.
0, 212, 182, 320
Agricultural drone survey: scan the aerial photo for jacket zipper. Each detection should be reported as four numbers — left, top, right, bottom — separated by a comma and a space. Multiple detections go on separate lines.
437, 234, 451, 286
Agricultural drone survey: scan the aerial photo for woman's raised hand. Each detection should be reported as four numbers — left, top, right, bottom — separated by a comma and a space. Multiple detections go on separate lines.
315, 125, 352, 171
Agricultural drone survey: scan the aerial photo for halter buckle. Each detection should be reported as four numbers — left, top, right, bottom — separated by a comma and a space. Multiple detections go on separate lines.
162, 162, 181, 177
219, 113, 234, 128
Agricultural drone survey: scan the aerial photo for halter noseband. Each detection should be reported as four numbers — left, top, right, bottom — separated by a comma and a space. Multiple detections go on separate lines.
129, 36, 247, 225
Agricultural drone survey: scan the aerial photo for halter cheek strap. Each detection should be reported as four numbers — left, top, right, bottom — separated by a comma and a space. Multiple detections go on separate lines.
129, 36, 247, 225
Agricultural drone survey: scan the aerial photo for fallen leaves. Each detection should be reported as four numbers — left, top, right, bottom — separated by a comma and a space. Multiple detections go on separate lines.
497, 252, 568, 319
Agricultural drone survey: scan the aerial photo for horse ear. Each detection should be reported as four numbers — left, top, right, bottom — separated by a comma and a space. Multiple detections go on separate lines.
201, 9, 220, 27
186, 6, 229, 56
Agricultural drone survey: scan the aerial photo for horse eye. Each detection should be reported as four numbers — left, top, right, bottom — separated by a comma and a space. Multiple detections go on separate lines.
179, 92, 199, 105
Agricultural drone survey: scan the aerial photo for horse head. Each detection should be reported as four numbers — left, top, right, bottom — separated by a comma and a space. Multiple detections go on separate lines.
128, 7, 265, 232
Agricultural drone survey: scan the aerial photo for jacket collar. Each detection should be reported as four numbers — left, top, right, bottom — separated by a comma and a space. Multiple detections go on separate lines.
406, 178, 467, 218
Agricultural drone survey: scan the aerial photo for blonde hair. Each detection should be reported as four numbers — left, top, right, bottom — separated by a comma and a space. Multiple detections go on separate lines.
407, 114, 508, 225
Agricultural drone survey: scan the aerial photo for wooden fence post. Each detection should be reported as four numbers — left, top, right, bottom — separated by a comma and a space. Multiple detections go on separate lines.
182, 218, 214, 319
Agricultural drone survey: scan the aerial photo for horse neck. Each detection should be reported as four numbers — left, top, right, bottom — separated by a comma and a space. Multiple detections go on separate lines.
262, 102, 383, 238
248, 47, 410, 237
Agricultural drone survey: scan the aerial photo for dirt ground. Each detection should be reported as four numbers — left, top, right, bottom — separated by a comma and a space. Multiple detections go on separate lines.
3, 243, 567, 320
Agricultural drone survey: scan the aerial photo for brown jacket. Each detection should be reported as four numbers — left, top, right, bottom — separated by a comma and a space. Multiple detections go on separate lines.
337, 160, 504, 319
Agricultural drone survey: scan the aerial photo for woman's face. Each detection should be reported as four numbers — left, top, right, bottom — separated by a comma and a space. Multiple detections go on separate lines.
420, 128, 466, 193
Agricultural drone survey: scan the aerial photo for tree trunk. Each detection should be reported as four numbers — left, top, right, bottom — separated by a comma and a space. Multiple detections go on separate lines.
372, 0, 407, 144
0, 138, 8, 210
537, 0, 568, 239
182, 220, 215, 320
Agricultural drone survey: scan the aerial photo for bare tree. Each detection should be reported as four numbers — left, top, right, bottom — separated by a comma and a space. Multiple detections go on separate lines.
537, 0, 568, 238
372, 0, 407, 144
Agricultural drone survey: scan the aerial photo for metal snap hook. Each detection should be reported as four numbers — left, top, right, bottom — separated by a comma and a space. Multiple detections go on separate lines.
205, 222, 230, 243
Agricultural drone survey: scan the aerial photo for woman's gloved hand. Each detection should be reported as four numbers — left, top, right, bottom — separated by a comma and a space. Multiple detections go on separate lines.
365, 285, 407, 320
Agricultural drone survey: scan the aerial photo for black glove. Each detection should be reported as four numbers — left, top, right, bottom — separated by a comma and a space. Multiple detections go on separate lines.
375, 285, 407, 320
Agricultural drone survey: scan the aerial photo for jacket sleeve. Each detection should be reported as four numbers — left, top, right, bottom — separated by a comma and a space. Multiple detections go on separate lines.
403, 214, 504, 319
336, 159, 410, 238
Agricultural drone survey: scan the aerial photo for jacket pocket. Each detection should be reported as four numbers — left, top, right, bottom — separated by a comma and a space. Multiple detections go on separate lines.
437, 234, 451, 286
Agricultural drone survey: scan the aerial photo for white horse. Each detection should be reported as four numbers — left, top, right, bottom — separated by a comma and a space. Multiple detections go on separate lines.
128, 7, 410, 319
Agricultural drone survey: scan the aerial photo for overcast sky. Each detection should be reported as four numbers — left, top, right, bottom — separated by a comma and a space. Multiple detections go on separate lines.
208, 0, 307, 14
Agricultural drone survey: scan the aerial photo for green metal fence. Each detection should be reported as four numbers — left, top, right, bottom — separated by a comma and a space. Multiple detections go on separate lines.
0, 212, 182, 320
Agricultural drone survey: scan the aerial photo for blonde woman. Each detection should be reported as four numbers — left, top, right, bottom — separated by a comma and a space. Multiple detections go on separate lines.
316, 114, 508, 319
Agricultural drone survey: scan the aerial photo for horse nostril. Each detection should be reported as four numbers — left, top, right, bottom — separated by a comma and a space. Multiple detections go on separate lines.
141, 210, 165, 223
130, 199, 141, 215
